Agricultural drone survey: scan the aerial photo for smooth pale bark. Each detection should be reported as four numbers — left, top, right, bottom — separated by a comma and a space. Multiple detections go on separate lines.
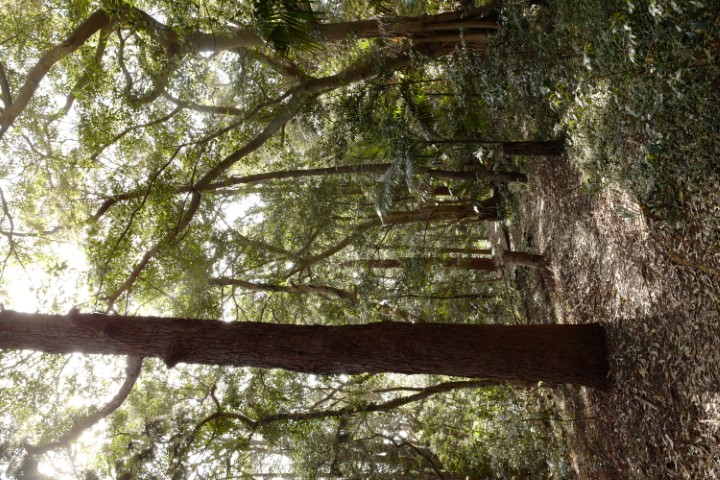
0, 310, 609, 387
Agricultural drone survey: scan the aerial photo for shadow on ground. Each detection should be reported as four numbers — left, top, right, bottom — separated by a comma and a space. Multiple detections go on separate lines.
518, 158, 720, 479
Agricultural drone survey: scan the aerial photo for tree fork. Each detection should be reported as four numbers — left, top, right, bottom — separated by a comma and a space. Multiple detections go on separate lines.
0, 310, 609, 388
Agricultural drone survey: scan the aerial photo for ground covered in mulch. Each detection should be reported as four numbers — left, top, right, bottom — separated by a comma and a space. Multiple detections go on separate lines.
512, 158, 720, 479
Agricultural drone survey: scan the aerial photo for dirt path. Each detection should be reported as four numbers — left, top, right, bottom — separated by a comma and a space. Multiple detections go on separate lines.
518, 158, 720, 479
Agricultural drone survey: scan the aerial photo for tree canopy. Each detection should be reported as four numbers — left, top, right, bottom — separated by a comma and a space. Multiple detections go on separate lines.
0, 0, 621, 478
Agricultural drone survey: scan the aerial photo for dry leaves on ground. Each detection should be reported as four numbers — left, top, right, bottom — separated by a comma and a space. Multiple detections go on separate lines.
514, 158, 720, 479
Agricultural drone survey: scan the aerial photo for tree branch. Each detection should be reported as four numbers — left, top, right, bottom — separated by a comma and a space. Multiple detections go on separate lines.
175, 379, 509, 467
0, 61, 12, 110
0, 9, 111, 138
58, 26, 110, 116
104, 52, 416, 307
24, 355, 144, 455
211, 277, 359, 302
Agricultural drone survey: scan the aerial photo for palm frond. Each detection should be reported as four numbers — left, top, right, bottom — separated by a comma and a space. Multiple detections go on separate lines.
253, 0, 323, 53
399, 79, 437, 138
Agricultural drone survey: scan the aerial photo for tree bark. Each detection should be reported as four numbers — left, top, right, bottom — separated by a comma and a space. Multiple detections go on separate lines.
427, 139, 565, 157
94, 164, 519, 220
183, 9, 499, 53
502, 251, 547, 269
105, 52, 417, 305
0, 9, 111, 138
0, 310, 609, 388
499, 140, 565, 157
343, 257, 497, 271
287, 198, 499, 276
210, 277, 358, 302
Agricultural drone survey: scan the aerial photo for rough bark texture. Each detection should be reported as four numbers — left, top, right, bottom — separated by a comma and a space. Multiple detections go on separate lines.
0, 310, 609, 387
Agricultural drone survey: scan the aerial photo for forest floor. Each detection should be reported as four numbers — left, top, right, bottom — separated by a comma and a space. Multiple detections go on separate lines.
511, 157, 720, 479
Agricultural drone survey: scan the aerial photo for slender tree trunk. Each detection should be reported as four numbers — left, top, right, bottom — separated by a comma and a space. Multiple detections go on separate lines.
425, 169, 527, 183
437, 247, 492, 255
209, 277, 358, 302
427, 139, 565, 157
502, 251, 547, 269
0, 310, 609, 387
369, 246, 492, 255
499, 140, 565, 157
94, 164, 516, 219
380, 198, 500, 225
288, 197, 499, 275
343, 257, 497, 271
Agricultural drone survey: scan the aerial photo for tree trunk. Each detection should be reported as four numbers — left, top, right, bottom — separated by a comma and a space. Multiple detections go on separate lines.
380, 198, 500, 225
94, 164, 516, 219
185, 8, 499, 52
209, 278, 358, 302
438, 247, 492, 255
0, 310, 609, 388
502, 251, 547, 269
343, 257, 497, 271
499, 140, 565, 157
426, 139, 565, 157
287, 198, 499, 275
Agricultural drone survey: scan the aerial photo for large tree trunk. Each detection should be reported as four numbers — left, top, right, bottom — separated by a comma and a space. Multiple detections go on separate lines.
186, 9, 499, 52
0, 310, 608, 388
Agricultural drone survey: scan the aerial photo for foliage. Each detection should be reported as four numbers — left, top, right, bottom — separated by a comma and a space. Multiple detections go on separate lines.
253, 0, 323, 53
3, 0, 683, 478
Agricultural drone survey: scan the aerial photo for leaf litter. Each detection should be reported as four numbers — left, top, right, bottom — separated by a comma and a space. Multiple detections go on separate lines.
512, 157, 720, 479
